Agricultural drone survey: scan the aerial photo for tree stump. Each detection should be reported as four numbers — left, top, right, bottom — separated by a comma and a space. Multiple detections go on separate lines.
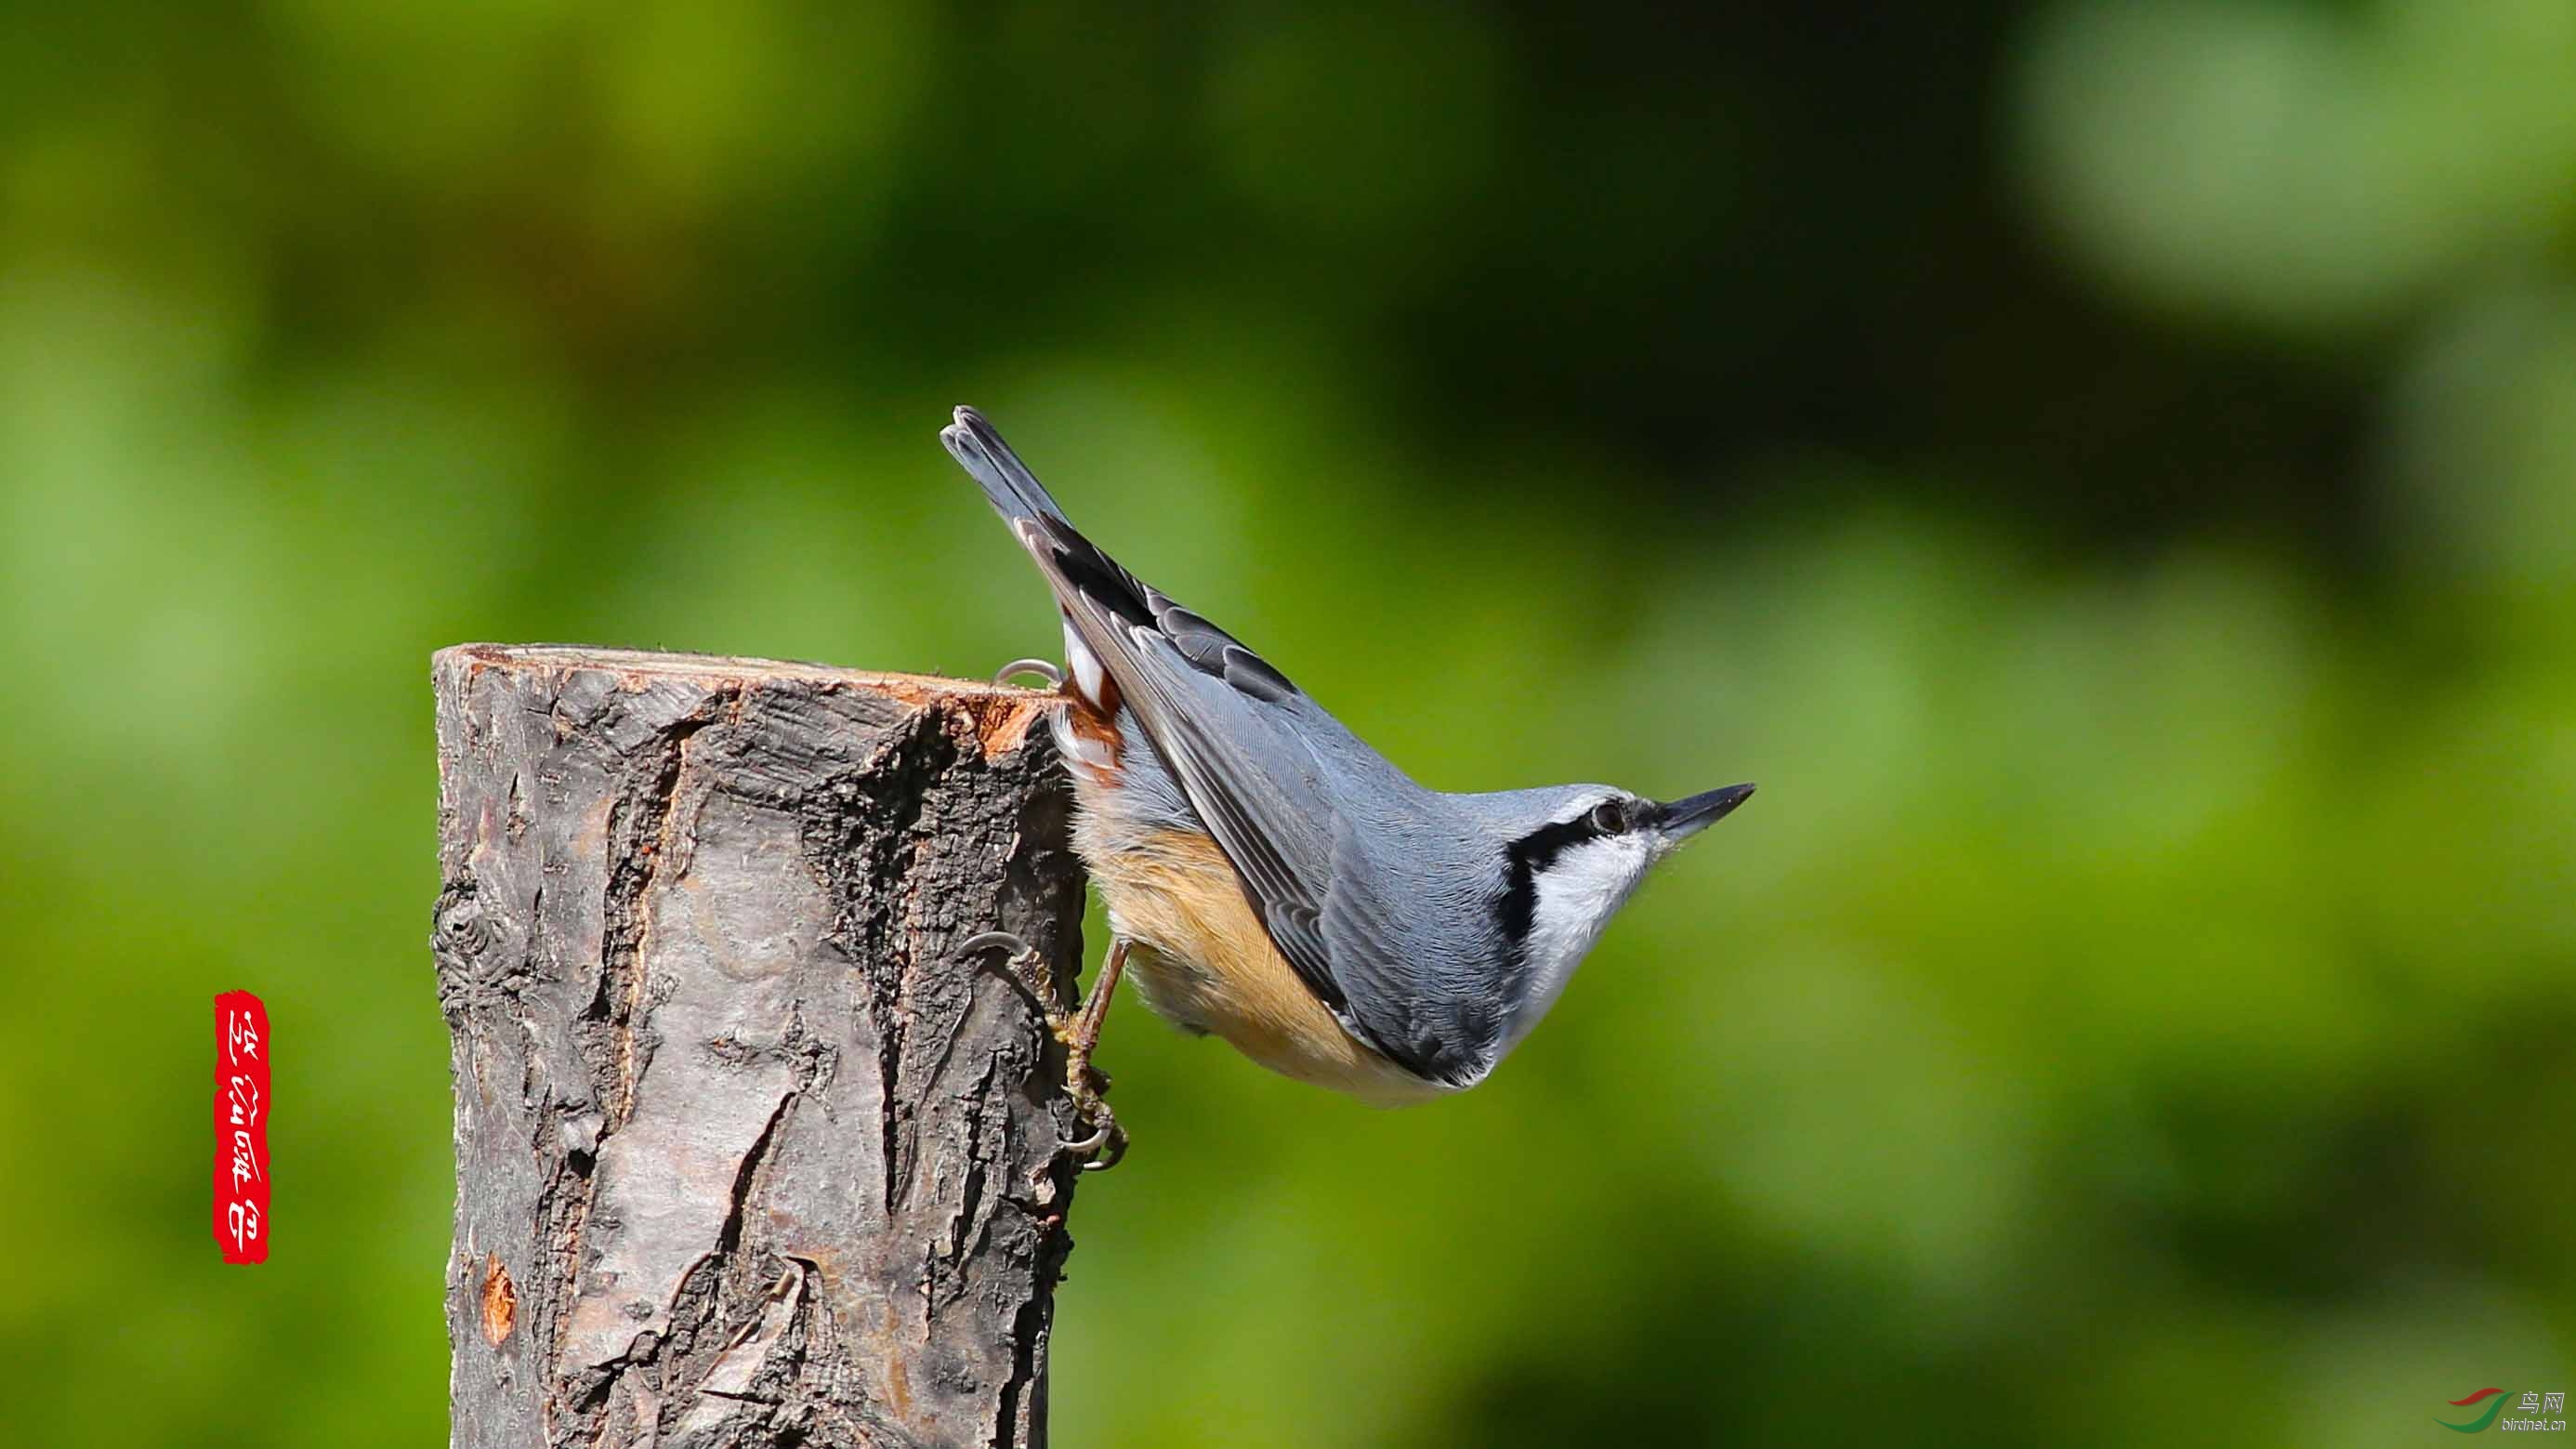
431, 644, 1088, 1449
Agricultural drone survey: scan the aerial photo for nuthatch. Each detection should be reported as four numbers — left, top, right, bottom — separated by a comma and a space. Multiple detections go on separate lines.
945, 407, 1753, 1167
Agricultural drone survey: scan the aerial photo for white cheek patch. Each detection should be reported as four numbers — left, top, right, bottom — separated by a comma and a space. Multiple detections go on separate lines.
1061, 614, 1109, 707
1505, 834, 1656, 1052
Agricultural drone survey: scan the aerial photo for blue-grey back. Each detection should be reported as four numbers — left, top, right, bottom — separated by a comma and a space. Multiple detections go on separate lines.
1097, 683, 1588, 1085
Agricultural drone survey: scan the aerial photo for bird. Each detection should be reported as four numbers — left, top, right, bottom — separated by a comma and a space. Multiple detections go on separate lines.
942, 405, 1753, 1168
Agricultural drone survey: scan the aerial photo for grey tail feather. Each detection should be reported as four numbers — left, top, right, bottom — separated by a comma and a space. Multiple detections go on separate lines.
940, 405, 1070, 525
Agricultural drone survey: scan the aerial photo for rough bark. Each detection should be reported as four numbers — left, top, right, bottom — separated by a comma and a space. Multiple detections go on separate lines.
431, 644, 1087, 1449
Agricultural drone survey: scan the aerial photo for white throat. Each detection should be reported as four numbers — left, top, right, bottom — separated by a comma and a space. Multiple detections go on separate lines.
1503, 834, 1656, 1052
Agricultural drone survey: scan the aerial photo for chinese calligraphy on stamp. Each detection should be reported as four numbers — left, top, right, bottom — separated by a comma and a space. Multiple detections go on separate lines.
214, 991, 268, 1264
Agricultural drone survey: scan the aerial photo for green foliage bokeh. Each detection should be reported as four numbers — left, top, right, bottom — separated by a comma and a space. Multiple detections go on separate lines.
1, 3, 2569, 1444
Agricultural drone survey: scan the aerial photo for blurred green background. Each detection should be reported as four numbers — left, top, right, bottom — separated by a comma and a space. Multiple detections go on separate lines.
4, 1, 2571, 1443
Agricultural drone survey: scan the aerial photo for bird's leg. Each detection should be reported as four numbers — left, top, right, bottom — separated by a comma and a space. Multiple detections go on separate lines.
1058, 939, 1129, 1170
958, 930, 1129, 1171
993, 658, 1064, 690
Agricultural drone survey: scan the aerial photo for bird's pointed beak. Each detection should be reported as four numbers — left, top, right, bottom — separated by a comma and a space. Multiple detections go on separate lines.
1648, 783, 1756, 841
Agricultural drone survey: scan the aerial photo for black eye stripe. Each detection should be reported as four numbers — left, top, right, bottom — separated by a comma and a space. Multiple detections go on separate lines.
1495, 810, 1614, 949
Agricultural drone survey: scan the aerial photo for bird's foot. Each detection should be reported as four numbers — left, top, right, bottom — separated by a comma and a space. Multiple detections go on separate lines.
1060, 1075, 1126, 1171
993, 658, 1064, 690
959, 930, 1130, 1171
1058, 939, 1132, 1171
960, 930, 1071, 1036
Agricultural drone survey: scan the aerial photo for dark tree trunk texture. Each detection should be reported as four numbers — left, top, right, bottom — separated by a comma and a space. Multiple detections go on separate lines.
431, 645, 1088, 1449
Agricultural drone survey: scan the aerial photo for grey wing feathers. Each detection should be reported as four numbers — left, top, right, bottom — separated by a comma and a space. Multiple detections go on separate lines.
941, 406, 1413, 1056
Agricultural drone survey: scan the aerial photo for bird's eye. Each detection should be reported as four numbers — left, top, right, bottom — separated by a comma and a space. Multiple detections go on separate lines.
1589, 800, 1627, 834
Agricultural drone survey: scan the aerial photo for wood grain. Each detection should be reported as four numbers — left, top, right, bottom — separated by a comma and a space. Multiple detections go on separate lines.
432, 644, 1087, 1448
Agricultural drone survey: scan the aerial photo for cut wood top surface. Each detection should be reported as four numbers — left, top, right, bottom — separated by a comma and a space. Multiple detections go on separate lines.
435, 642, 1061, 757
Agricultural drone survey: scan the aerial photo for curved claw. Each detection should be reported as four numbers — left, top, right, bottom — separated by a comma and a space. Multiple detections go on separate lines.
959, 929, 1035, 960
960, 930, 1058, 1019
1064, 1120, 1127, 1171
1079, 1133, 1127, 1172
993, 658, 1063, 690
